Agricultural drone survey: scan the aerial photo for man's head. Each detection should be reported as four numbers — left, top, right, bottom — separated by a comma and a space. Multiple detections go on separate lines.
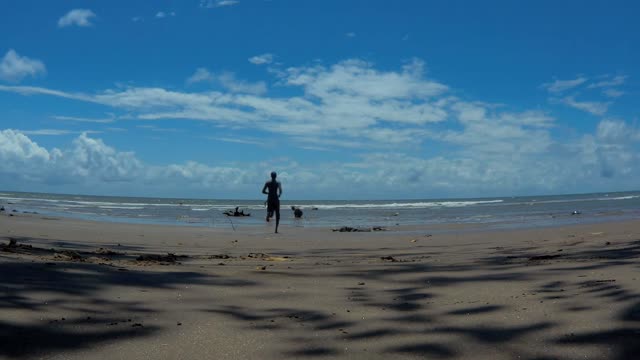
270, 171, 277, 179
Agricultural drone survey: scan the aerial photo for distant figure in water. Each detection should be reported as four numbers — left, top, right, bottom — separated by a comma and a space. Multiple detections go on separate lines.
262, 171, 282, 233
223, 206, 249, 217
291, 206, 303, 219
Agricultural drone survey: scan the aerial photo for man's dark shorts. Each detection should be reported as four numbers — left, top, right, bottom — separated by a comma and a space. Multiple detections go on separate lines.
267, 199, 280, 214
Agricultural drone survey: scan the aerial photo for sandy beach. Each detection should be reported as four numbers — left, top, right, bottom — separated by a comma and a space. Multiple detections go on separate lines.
1, 213, 639, 359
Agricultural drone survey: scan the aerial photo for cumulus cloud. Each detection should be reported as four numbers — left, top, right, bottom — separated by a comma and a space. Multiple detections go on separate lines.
0, 49, 46, 82
248, 53, 274, 65
541, 77, 587, 93
0, 128, 638, 198
1, 58, 639, 196
58, 9, 96, 28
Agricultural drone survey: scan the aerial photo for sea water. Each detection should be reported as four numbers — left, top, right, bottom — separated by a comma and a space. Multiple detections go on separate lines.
0, 191, 639, 231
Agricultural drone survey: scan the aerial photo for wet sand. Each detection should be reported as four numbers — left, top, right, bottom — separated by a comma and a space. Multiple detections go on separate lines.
1, 213, 639, 359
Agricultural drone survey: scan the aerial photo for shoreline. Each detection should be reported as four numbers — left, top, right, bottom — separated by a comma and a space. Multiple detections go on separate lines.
3, 203, 639, 235
1, 212, 640, 359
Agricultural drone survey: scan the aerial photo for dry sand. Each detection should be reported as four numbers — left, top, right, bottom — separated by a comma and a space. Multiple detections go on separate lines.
1, 213, 639, 359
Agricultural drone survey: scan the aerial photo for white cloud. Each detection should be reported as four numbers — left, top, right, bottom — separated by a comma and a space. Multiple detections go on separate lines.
346, 32, 356, 38
588, 75, 626, 89
602, 88, 624, 98
200, 0, 239, 8
0, 49, 46, 82
1, 125, 637, 198
186, 68, 267, 94
1, 58, 638, 197
0, 59, 449, 147
20, 129, 74, 136
541, 77, 587, 93
596, 119, 640, 143
156, 12, 166, 18
559, 96, 610, 116
53, 115, 115, 123
186, 68, 215, 84
58, 9, 96, 28
248, 53, 274, 65
132, 16, 143, 22
218, 72, 267, 95
19, 129, 102, 136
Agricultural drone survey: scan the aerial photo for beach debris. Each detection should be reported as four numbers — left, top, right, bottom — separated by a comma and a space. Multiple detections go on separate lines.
380, 256, 398, 262
209, 254, 231, 259
95, 247, 122, 256
247, 253, 290, 261
56, 250, 83, 261
332, 226, 387, 232
410, 239, 418, 243
606, 241, 611, 246
256, 266, 267, 271
136, 253, 183, 263
528, 254, 562, 261
0, 238, 33, 253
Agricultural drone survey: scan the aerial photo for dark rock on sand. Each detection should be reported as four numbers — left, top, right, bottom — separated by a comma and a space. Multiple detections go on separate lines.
332, 226, 387, 232
136, 253, 182, 263
380, 256, 398, 262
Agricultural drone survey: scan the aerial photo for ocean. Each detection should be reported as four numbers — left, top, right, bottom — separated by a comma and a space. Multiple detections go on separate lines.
0, 191, 638, 231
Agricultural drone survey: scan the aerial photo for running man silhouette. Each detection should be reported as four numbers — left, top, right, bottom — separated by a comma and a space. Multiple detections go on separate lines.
262, 171, 282, 233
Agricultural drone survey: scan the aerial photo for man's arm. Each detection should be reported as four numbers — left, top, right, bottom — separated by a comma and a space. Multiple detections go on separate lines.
262, 182, 269, 195
277, 182, 282, 198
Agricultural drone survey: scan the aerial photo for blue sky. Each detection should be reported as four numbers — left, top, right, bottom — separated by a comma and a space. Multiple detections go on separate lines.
0, 0, 638, 199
